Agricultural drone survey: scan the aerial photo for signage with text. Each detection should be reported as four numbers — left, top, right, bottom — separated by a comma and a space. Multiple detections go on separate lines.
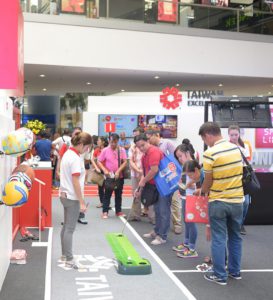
255, 109, 273, 148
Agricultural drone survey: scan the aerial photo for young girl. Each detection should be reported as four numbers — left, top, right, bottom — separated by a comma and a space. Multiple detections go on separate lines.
59, 132, 92, 269
173, 142, 198, 258
228, 125, 251, 235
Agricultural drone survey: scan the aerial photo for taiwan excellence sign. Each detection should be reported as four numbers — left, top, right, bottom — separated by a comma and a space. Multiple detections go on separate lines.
255, 109, 273, 148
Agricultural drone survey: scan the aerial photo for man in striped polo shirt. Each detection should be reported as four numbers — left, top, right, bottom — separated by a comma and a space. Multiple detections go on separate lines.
199, 122, 244, 286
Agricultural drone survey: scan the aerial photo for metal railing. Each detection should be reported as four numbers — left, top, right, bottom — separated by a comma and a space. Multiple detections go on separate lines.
20, 0, 273, 35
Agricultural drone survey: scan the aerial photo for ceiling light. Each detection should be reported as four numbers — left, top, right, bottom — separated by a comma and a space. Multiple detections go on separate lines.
218, 83, 223, 87
154, 76, 160, 79
232, 95, 238, 97
42, 88, 47, 91
121, 89, 125, 92
268, 91, 272, 95
176, 83, 180, 87
86, 82, 92, 85
39, 74, 46, 78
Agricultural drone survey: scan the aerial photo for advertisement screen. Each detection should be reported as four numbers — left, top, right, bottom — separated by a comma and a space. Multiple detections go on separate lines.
98, 114, 138, 138
138, 115, 178, 138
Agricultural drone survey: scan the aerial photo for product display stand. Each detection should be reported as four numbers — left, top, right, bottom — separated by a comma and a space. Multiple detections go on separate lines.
32, 177, 47, 247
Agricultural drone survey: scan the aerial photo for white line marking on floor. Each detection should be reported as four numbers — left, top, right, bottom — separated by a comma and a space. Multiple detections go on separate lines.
44, 227, 53, 300
171, 269, 273, 273
119, 216, 196, 300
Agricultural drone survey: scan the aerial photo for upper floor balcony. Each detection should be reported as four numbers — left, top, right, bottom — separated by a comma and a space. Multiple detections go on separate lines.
21, 0, 273, 36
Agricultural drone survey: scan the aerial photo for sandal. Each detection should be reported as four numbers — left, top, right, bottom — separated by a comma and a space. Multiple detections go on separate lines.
203, 256, 212, 264
96, 203, 103, 208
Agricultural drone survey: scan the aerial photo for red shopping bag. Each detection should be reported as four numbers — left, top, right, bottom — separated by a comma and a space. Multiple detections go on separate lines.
185, 195, 209, 224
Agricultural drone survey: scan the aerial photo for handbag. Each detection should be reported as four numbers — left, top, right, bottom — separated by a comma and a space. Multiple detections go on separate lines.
154, 154, 183, 197
185, 195, 209, 224
118, 148, 130, 179
238, 148, 260, 195
104, 177, 121, 191
141, 183, 159, 207
90, 170, 104, 186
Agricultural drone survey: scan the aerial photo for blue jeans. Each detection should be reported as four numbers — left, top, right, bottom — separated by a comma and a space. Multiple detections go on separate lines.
242, 194, 250, 225
182, 199, 198, 250
209, 201, 243, 280
154, 193, 172, 240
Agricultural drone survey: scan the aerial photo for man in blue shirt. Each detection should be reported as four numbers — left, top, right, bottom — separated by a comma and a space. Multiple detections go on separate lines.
118, 132, 131, 156
34, 130, 53, 161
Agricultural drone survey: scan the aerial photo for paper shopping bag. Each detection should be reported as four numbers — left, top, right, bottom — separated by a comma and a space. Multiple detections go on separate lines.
185, 195, 209, 224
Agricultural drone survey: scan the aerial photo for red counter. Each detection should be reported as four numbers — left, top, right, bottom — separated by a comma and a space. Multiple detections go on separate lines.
19, 164, 52, 228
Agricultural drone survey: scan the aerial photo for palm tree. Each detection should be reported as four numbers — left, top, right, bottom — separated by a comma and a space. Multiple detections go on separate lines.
60, 93, 87, 112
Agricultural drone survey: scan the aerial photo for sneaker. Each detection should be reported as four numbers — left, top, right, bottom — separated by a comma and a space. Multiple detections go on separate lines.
204, 274, 227, 286
151, 236, 167, 245
65, 260, 85, 270
177, 249, 198, 258
116, 212, 126, 217
78, 217, 88, 225
58, 255, 66, 263
172, 243, 189, 252
101, 213, 108, 219
143, 231, 156, 239
228, 273, 242, 280
240, 225, 246, 235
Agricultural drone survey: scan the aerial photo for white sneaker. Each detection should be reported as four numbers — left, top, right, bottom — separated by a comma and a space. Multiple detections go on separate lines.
58, 255, 66, 263
151, 236, 166, 245
143, 231, 156, 239
65, 260, 85, 270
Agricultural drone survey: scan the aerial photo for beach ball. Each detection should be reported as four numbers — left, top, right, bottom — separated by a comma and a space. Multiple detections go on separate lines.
12, 164, 35, 182
9, 172, 32, 191
1, 128, 34, 157
2, 181, 29, 207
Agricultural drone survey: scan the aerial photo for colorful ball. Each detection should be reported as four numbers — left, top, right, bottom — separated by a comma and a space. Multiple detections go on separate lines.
12, 164, 35, 182
9, 172, 32, 191
1, 128, 34, 157
2, 181, 29, 207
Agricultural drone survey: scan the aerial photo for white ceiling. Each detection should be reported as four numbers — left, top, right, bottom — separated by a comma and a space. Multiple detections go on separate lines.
24, 64, 273, 97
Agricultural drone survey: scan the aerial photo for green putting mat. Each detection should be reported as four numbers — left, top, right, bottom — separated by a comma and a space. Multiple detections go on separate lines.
106, 233, 152, 275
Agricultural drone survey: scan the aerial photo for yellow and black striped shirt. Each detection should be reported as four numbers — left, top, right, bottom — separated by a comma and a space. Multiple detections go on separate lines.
203, 139, 244, 203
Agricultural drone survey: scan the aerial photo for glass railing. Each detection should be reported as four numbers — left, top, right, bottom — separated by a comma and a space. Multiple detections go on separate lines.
20, 0, 273, 36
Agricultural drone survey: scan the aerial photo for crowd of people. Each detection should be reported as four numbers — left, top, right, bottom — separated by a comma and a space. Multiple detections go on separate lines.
30, 122, 252, 285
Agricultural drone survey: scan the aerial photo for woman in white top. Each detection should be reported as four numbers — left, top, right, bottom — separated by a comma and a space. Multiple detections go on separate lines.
59, 131, 92, 269
228, 125, 251, 235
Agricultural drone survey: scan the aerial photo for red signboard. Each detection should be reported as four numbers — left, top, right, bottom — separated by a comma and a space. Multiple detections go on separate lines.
0, 1, 24, 96
255, 109, 273, 148
158, 0, 178, 23
105, 123, 116, 133
160, 86, 182, 109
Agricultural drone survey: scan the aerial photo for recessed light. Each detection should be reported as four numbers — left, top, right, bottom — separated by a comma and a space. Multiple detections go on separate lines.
175, 83, 180, 87
86, 82, 92, 85
268, 92, 272, 95
121, 89, 125, 92
42, 88, 47, 91
218, 83, 223, 87
232, 95, 238, 97
39, 74, 46, 78
154, 76, 160, 79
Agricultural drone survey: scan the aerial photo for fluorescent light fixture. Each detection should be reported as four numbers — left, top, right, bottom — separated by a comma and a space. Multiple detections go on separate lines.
39, 74, 46, 78
154, 76, 160, 79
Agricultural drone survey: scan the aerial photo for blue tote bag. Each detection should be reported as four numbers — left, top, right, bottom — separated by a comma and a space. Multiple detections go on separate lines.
154, 154, 183, 197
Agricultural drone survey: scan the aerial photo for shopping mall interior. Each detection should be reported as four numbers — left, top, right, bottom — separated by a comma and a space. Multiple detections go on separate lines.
1, 1, 273, 300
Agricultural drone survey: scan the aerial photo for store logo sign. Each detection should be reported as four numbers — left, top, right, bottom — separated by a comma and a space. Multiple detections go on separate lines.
160, 87, 182, 110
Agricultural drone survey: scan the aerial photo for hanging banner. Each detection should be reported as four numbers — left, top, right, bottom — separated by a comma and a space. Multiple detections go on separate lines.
0, 1, 24, 96
158, 0, 178, 23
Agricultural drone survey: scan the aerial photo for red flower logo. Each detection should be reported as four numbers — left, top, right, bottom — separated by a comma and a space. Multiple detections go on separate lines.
160, 87, 182, 109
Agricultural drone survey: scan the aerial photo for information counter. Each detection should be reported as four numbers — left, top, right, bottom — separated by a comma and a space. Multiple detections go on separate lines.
245, 169, 273, 225
19, 162, 52, 228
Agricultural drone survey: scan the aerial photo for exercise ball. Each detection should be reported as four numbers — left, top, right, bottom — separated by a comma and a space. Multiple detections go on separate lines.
12, 164, 35, 182
9, 172, 32, 191
1, 128, 34, 157
2, 181, 29, 207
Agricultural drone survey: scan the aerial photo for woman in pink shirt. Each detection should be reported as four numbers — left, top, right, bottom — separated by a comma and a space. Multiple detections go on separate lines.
97, 133, 127, 219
